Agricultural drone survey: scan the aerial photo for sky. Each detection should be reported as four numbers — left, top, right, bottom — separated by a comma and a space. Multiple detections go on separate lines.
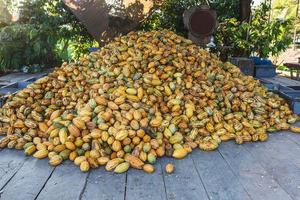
253, 0, 264, 6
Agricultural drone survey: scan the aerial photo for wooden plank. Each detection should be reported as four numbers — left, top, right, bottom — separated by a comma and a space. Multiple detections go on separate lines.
0, 149, 27, 190
0, 71, 49, 84
268, 132, 300, 168
244, 135, 300, 200
126, 163, 166, 200
218, 141, 293, 200
36, 161, 89, 200
81, 167, 126, 200
0, 157, 54, 200
161, 154, 209, 200
191, 150, 251, 200
284, 122, 300, 146
262, 76, 300, 87
284, 132, 300, 147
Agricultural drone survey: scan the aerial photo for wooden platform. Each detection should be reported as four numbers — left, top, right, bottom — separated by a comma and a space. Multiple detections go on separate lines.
260, 76, 300, 87
1, 129, 300, 200
0, 70, 52, 88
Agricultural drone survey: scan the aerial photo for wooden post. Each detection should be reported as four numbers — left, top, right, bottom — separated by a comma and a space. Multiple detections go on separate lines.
294, 0, 299, 50
240, 0, 251, 22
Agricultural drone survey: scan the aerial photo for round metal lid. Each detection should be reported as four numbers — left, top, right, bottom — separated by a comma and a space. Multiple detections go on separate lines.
184, 6, 217, 38
190, 10, 215, 36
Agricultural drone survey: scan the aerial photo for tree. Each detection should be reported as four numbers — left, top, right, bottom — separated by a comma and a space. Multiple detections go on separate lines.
0, 0, 96, 72
214, 2, 293, 58
272, 0, 300, 45
141, 0, 240, 36
0, 0, 12, 27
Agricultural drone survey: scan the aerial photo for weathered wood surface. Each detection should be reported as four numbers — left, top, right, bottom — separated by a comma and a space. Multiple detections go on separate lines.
218, 141, 293, 200
126, 162, 166, 200
81, 167, 126, 200
191, 150, 251, 200
0, 157, 54, 200
0, 71, 51, 86
36, 161, 89, 200
0, 132, 300, 200
261, 76, 300, 86
244, 133, 300, 200
0, 149, 27, 190
161, 155, 209, 200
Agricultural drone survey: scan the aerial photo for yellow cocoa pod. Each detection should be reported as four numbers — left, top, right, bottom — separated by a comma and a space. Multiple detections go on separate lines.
80, 161, 90, 172
68, 124, 81, 137
72, 118, 86, 130
172, 148, 188, 159
48, 152, 58, 159
107, 102, 119, 110
259, 133, 268, 142
126, 95, 140, 102
53, 144, 66, 153
290, 126, 300, 133
169, 133, 183, 144
143, 164, 155, 173
38, 122, 48, 133
24, 119, 37, 129
112, 140, 122, 152
114, 96, 125, 105
14, 119, 25, 128
114, 162, 130, 173
97, 157, 110, 166
206, 122, 214, 133
50, 110, 61, 121
165, 163, 174, 174
199, 141, 218, 151
65, 142, 76, 151
74, 156, 87, 166
90, 129, 101, 139
49, 128, 59, 138
59, 128, 68, 144
137, 88, 144, 99
87, 157, 99, 169
126, 88, 137, 95
150, 118, 162, 127
36, 143, 47, 151
69, 151, 78, 161
78, 109, 92, 117
24, 145, 36, 156
105, 158, 124, 171
115, 130, 128, 141
33, 149, 49, 159
164, 85, 172, 96
276, 122, 290, 130
90, 149, 100, 159
185, 107, 194, 118
94, 96, 107, 106
49, 155, 63, 166
124, 154, 144, 169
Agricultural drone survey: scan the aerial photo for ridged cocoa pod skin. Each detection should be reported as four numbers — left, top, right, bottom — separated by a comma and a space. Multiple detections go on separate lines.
0, 30, 298, 174
114, 162, 130, 173
143, 164, 155, 174
165, 163, 174, 174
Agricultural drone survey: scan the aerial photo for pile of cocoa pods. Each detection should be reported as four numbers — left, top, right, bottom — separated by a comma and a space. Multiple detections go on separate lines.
0, 30, 299, 173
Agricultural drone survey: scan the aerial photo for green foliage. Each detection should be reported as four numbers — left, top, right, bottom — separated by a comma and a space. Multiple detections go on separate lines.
0, 0, 12, 27
0, 24, 56, 72
142, 0, 292, 59
142, 0, 239, 36
215, 3, 293, 58
277, 65, 289, 71
272, 0, 299, 23
0, 0, 96, 72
